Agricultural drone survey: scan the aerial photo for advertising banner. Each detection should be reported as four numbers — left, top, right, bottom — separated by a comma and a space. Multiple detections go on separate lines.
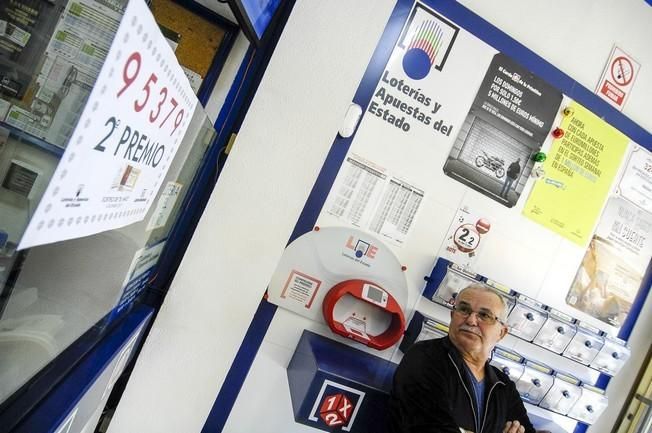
618, 145, 652, 214
523, 102, 629, 246
443, 53, 562, 207
317, 3, 497, 250
566, 197, 652, 327
19, 0, 197, 250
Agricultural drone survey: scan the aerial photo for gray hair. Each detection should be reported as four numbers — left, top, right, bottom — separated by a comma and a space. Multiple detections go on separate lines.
456, 283, 509, 322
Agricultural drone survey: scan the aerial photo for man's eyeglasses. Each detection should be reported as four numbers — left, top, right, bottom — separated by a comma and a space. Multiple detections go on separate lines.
452, 302, 504, 325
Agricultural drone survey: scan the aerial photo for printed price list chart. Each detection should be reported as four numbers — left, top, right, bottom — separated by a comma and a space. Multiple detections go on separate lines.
326, 154, 424, 245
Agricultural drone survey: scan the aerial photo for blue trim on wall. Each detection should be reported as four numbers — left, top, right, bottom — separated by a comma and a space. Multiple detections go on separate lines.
204, 0, 652, 432
200, 299, 277, 433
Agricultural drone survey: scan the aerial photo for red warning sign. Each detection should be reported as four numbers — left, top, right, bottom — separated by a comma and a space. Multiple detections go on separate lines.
596, 46, 640, 111
610, 56, 634, 86
600, 81, 625, 105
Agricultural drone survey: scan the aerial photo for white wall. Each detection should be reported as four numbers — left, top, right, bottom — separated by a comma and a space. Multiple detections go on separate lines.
109, 1, 652, 433
108, 1, 397, 432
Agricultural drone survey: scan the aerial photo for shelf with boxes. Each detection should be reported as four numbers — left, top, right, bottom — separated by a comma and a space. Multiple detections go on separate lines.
0, 121, 64, 158
421, 259, 631, 376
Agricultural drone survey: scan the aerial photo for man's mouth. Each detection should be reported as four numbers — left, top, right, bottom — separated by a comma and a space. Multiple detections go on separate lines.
459, 326, 482, 338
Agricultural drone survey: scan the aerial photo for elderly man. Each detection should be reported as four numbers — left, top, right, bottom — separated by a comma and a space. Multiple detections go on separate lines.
388, 283, 535, 433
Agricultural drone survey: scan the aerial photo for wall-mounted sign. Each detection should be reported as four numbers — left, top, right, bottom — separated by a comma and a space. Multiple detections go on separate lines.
439, 207, 491, 271
523, 102, 629, 246
443, 53, 563, 207
19, 0, 197, 250
595, 46, 640, 111
566, 197, 652, 328
324, 154, 424, 246
618, 146, 652, 214
307, 380, 365, 432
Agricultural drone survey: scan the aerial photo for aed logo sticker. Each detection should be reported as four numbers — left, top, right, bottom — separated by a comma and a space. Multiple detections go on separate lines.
308, 380, 365, 432
345, 236, 378, 259
398, 4, 459, 79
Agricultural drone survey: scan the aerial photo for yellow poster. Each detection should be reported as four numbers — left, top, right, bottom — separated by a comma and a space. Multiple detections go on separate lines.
523, 102, 629, 245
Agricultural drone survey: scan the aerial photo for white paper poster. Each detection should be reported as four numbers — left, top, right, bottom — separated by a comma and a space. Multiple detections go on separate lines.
439, 207, 491, 271
19, 0, 197, 250
5, 0, 125, 147
619, 146, 652, 214
146, 181, 182, 231
325, 154, 424, 246
566, 197, 652, 327
121, 241, 166, 289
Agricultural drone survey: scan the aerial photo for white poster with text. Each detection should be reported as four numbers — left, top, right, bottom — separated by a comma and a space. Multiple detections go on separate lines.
19, 0, 197, 249
325, 154, 424, 246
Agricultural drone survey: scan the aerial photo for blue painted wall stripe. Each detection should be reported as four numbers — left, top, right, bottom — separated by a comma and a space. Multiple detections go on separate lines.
200, 300, 277, 433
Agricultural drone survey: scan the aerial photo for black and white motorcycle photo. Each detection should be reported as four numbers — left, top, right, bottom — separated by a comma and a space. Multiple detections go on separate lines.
474, 151, 505, 178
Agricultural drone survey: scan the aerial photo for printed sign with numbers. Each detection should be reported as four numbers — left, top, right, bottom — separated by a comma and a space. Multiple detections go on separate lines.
439, 207, 491, 271
308, 380, 365, 432
19, 0, 197, 250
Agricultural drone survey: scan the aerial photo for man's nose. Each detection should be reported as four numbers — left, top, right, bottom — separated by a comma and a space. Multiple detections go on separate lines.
464, 311, 480, 325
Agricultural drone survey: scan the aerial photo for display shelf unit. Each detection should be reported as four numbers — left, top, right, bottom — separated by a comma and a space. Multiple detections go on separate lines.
421, 259, 627, 376
1, 120, 64, 158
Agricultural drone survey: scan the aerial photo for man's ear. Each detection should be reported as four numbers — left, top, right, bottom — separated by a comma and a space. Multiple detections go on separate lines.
499, 324, 508, 339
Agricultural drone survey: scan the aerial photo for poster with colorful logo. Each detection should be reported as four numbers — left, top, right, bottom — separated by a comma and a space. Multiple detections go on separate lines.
523, 102, 629, 246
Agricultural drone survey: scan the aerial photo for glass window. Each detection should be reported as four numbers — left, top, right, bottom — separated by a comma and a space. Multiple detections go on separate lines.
0, 0, 218, 404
